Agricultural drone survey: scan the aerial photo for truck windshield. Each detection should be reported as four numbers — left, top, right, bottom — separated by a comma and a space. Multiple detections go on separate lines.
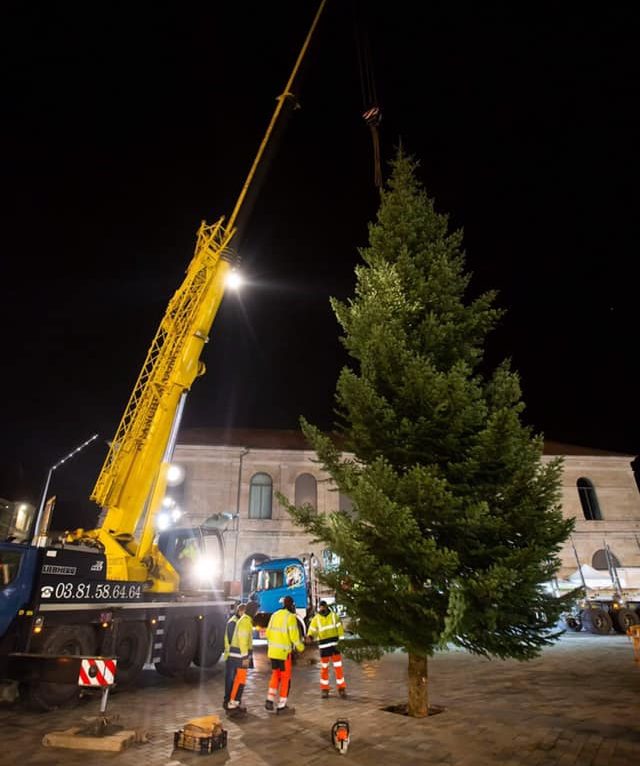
0, 551, 22, 588
256, 570, 284, 591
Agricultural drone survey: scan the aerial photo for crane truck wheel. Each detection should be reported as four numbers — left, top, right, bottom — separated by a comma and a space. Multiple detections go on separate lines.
611, 608, 639, 634
193, 617, 224, 668
111, 622, 149, 688
581, 608, 612, 635
21, 625, 96, 711
154, 617, 198, 677
564, 616, 582, 632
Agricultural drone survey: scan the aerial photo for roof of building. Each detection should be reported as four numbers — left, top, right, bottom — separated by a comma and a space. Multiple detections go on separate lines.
178, 428, 635, 458
542, 441, 634, 457
179, 427, 314, 450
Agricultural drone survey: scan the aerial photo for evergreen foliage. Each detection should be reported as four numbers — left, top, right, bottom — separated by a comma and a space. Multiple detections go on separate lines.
283, 151, 574, 664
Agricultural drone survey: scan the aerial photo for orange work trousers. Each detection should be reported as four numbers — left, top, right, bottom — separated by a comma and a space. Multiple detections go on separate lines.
267, 655, 292, 707
319, 647, 346, 691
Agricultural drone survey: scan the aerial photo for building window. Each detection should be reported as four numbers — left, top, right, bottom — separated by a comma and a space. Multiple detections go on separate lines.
577, 477, 602, 521
339, 492, 354, 514
322, 549, 341, 572
295, 473, 317, 511
592, 549, 621, 571
249, 473, 273, 519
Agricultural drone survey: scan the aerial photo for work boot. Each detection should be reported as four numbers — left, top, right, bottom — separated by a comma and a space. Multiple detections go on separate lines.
321, 689, 329, 699
276, 705, 295, 715
264, 700, 275, 712
338, 688, 347, 699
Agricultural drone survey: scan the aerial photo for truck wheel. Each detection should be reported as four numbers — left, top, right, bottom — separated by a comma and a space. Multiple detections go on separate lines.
112, 622, 149, 687
582, 608, 612, 635
194, 618, 224, 668
565, 616, 582, 632
611, 608, 639, 634
154, 618, 197, 677
22, 625, 95, 711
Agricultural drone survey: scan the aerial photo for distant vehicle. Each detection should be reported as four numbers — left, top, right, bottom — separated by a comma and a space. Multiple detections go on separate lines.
555, 540, 640, 634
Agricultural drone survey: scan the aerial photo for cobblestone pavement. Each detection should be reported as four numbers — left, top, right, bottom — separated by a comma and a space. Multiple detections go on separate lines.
0, 632, 638, 766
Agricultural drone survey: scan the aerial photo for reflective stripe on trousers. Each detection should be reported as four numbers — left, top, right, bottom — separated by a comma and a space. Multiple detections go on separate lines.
319, 652, 346, 690
230, 667, 247, 703
267, 654, 292, 707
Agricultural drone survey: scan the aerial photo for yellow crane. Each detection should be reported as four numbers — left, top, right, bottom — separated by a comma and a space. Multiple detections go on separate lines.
67, 1, 327, 592
0, 2, 328, 711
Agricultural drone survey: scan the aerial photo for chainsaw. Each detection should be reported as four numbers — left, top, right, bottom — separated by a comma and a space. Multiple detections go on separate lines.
331, 719, 350, 754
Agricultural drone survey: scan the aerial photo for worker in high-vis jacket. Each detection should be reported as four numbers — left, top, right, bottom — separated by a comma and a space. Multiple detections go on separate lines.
306, 600, 347, 698
265, 595, 304, 714
223, 602, 257, 715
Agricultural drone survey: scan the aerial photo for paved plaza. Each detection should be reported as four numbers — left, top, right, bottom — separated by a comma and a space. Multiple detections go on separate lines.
0, 632, 637, 766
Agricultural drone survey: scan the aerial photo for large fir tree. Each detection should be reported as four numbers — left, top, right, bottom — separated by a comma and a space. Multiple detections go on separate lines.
282, 151, 574, 716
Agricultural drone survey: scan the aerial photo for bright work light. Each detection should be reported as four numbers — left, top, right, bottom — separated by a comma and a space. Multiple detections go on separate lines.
225, 270, 243, 290
166, 464, 185, 486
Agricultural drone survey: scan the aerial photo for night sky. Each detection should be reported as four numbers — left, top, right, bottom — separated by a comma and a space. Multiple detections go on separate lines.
2, 2, 639, 529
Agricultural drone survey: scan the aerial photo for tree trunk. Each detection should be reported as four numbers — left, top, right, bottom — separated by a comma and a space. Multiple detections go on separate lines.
407, 652, 428, 717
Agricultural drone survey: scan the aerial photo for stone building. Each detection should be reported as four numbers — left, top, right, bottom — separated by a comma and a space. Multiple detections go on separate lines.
544, 442, 640, 579
0, 498, 35, 543
171, 429, 640, 594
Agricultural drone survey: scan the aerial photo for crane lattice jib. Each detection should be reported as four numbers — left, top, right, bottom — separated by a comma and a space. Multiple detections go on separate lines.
91, 218, 235, 533
88, 0, 327, 550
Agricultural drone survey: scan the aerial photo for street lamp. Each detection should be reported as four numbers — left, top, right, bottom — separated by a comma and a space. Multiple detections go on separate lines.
233, 447, 249, 583
31, 433, 99, 545
230, 513, 241, 585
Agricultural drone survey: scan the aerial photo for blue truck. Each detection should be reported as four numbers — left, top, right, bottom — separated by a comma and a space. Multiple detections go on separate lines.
245, 556, 334, 639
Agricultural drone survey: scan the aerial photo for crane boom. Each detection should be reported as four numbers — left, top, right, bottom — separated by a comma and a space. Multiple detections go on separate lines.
69, 1, 328, 590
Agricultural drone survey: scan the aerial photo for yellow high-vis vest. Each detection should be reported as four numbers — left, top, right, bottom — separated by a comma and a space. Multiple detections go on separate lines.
308, 610, 344, 650
224, 613, 253, 660
266, 608, 304, 660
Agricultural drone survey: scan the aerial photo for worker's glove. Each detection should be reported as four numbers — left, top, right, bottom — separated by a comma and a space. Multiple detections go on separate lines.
241, 658, 250, 669
304, 635, 313, 645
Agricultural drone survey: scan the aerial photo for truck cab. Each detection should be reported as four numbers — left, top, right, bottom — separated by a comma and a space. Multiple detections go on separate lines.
246, 557, 309, 638
0, 543, 38, 650
156, 527, 225, 593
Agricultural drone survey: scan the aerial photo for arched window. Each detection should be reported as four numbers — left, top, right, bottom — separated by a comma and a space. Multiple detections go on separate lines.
592, 549, 621, 571
577, 477, 602, 520
249, 473, 272, 519
295, 473, 317, 511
